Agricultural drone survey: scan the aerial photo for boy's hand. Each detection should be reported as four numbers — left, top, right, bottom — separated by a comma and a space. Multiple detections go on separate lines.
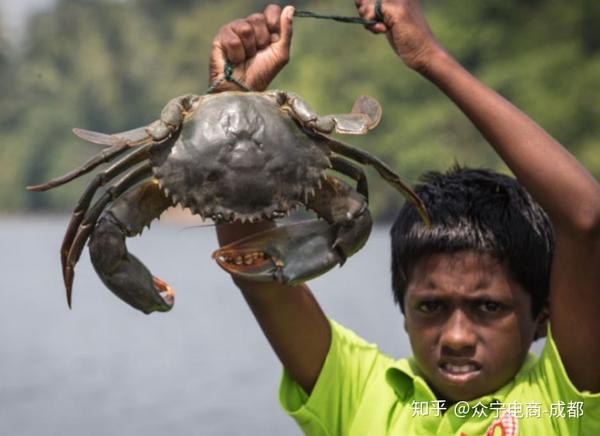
209, 4, 294, 92
356, 0, 443, 72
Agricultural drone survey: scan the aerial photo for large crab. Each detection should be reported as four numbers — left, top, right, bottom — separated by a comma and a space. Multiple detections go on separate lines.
28, 90, 429, 314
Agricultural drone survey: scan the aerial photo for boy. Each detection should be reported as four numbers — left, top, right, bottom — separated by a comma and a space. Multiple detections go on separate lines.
210, 1, 600, 434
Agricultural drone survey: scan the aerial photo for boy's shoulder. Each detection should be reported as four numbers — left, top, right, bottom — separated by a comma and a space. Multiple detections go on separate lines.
280, 320, 600, 436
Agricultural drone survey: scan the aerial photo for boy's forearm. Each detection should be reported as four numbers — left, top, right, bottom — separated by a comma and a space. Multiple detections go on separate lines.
216, 222, 331, 393
239, 281, 331, 393
355, 0, 600, 232
422, 49, 600, 233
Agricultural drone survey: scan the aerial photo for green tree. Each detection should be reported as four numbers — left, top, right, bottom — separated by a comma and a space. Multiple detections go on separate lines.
1, 0, 597, 219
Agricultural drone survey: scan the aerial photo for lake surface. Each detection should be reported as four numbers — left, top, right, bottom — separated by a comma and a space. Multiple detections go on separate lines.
0, 216, 544, 436
0, 216, 413, 436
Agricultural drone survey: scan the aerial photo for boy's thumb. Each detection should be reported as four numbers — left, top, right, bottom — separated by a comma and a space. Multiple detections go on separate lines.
275, 5, 294, 51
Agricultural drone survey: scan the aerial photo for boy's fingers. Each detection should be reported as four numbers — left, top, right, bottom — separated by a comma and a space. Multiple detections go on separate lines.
368, 22, 387, 34
273, 5, 294, 52
219, 26, 246, 65
230, 19, 257, 59
264, 4, 282, 42
210, 31, 226, 71
357, 5, 377, 33
357, 1, 388, 34
246, 13, 270, 50
371, 1, 390, 33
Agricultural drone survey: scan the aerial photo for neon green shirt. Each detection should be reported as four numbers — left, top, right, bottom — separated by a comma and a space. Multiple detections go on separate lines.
279, 319, 600, 435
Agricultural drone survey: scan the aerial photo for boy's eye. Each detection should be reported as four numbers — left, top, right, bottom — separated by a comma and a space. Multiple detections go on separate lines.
477, 301, 503, 313
418, 301, 443, 313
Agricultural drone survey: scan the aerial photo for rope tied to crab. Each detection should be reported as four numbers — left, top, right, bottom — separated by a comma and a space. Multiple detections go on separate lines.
207, 0, 384, 94
293, 3, 383, 25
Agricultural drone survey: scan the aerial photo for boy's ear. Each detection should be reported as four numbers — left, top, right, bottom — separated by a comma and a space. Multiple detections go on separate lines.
533, 303, 550, 340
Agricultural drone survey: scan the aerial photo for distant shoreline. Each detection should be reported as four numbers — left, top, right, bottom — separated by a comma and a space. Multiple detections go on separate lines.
0, 206, 207, 225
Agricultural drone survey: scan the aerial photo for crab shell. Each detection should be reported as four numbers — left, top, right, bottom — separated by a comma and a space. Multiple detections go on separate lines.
27, 88, 430, 315
150, 93, 330, 222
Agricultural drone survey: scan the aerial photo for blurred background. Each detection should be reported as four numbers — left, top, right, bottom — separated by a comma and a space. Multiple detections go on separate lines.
0, 0, 598, 434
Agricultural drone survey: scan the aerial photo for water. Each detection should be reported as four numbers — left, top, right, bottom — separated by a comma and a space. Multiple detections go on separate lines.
0, 216, 412, 436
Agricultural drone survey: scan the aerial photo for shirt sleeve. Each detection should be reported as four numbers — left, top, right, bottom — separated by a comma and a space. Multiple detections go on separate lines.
535, 325, 600, 433
278, 319, 393, 436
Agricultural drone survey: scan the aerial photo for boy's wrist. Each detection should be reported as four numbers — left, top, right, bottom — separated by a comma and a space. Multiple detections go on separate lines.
413, 46, 457, 83
207, 79, 248, 93
409, 44, 451, 77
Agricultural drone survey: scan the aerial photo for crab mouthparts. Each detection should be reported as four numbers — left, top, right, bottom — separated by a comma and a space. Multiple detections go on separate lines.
212, 248, 273, 274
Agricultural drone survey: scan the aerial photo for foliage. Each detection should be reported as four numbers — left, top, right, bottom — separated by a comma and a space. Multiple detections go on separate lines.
1, 0, 598, 219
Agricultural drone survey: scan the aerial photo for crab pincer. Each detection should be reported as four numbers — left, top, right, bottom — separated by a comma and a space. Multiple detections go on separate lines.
213, 176, 373, 284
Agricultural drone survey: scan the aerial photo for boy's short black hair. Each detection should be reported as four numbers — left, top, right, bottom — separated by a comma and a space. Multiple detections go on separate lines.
391, 165, 554, 317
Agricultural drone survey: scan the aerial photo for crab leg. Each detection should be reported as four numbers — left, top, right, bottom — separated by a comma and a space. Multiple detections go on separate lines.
60, 145, 153, 280
323, 135, 431, 226
26, 127, 154, 192
87, 179, 174, 314
27, 94, 201, 192
304, 176, 372, 265
62, 162, 155, 308
268, 91, 382, 135
213, 176, 372, 285
330, 156, 369, 201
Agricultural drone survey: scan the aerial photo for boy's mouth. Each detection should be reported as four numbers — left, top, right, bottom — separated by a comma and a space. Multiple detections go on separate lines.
438, 360, 482, 383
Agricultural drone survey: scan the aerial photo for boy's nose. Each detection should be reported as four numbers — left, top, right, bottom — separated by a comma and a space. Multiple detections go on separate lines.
439, 310, 477, 352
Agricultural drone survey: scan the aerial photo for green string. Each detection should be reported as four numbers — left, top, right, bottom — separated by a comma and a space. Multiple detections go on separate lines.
224, 62, 251, 92
207, 0, 384, 93
293, 10, 378, 25
375, 0, 384, 22
206, 62, 251, 93
295, 0, 383, 25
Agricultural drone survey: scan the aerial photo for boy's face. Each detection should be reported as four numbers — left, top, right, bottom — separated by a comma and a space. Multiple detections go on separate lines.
403, 250, 545, 403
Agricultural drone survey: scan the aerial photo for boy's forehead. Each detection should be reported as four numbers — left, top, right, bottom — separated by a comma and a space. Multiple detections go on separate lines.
406, 250, 517, 296
412, 250, 504, 276
415, 250, 503, 269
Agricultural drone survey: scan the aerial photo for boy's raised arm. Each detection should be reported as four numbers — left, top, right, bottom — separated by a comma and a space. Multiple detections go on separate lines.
210, 6, 331, 394
357, 0, 600, 391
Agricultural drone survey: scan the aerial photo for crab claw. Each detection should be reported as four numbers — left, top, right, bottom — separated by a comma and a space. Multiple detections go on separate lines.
89, 214, 174, 314
351, 95, 382, 130
213, 214, 372, 285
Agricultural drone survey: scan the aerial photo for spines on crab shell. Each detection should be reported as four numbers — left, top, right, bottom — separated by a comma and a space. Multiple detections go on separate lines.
225, 208, 270, 224
154, 169, 177, 208
303, 187, 317, 204
204, 200, 311, 224
157, 181, 324, 224
201, 206, 212, 218
188, 204, 200, 217
155, 172, 325, 224
170, 193, 182, 207
319, 169, 328, 188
